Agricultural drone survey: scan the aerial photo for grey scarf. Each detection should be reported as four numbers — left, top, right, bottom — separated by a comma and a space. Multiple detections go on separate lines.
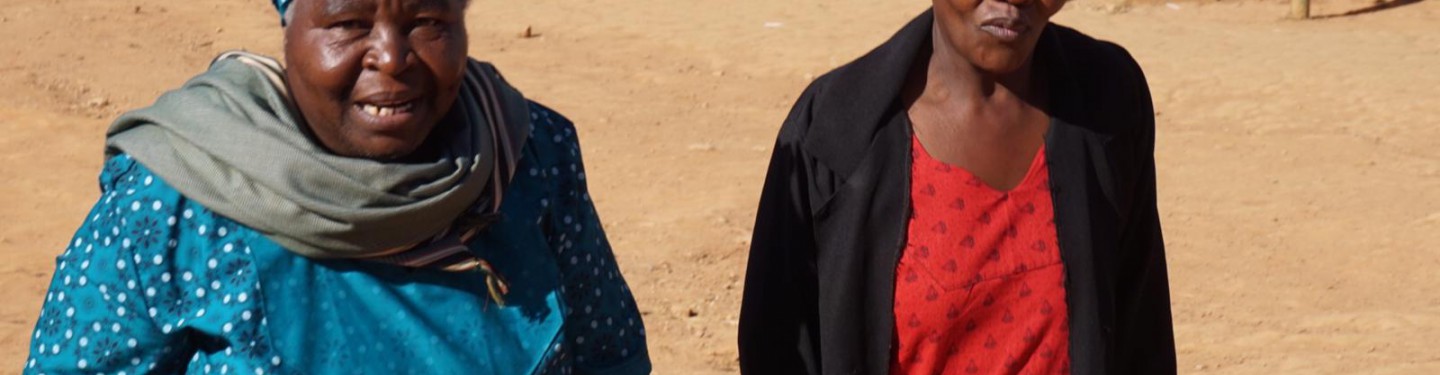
106, 51, 531, 269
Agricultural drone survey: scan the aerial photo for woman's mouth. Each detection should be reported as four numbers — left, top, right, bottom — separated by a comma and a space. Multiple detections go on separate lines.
980, 18, 1031, 42
357, 101, 415, 117
351, 99, 422, 132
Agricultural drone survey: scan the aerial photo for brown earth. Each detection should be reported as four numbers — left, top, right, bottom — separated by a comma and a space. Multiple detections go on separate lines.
2, 0, 1438, 373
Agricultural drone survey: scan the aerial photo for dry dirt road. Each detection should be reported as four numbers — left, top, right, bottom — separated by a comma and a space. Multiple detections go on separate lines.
1, 0, 1438, 373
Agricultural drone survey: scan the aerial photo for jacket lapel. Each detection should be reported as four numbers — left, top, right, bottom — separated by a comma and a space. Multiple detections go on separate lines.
800, 10, 934, 374
1039, 27, 1124, 375
1045, 118, 1116, 375
802, 10, 932, 178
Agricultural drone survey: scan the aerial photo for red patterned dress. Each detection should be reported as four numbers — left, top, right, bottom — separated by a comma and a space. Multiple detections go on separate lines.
891, 135, 1072, 375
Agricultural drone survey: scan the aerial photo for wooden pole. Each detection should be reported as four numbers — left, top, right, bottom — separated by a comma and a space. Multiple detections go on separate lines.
1291, 0, 1310, 19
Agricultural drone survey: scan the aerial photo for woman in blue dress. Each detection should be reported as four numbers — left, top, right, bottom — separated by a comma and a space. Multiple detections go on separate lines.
23, 0, 651, 374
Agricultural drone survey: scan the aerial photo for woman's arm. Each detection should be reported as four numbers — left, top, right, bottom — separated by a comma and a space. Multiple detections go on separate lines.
25, 157, 182, 374
1109, 45, 1177, 373
531, 105, 652, 375
738, 89, 824, 375
24, 156, 283, 375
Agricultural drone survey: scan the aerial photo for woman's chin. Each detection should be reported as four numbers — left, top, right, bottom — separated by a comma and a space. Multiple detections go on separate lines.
329, 118, 439, 160
973, 49, 1035, 75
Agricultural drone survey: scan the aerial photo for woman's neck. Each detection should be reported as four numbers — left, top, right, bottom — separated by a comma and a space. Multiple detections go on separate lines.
919, 26, 1040, 110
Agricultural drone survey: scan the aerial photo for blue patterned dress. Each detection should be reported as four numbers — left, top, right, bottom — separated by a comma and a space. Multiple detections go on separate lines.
23, 103, 651, 375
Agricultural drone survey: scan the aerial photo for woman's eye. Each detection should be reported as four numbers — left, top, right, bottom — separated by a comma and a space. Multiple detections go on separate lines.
415, 18, 446, 28
332, 20, 371, 30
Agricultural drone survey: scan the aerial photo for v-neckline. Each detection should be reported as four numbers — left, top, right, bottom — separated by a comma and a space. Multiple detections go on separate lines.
910, 133, 1049, 194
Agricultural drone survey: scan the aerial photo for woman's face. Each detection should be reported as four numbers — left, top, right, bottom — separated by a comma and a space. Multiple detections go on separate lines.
933, 0, 1065, 74
284, 0, 468, 160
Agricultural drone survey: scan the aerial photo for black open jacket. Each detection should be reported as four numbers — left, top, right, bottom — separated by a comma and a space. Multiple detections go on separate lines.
739, 10, 1176, 375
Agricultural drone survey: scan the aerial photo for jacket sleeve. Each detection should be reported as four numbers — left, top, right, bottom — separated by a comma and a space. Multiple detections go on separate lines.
530, 104, 652, 375
1111, 48, 1178, 374
738, 88, 824, 375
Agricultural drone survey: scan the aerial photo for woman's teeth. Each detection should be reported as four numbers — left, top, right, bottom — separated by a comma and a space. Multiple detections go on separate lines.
359, 103, 414, 117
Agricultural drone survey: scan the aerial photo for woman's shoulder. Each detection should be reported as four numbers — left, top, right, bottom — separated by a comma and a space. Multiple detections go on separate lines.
519, 101, 585, 169
1044, 24, 1154, 139
1045, 24, 1149, 95
773, 10, 931, 155
94, 154, 186, 208
510, 100, 596, 207
61, 154, 264, 304
1046, 24, 1135, 59
524, 101, 577, 139
86, 154, 257, 264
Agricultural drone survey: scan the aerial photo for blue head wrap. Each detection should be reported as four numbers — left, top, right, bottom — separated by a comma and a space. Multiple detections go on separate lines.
273, 0, 293, 24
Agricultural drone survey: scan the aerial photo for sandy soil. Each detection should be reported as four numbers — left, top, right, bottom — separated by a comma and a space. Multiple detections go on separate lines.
2, 0, 1438, 373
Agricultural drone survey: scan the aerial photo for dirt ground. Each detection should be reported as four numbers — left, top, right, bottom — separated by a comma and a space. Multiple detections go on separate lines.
2, 0, 1438, 373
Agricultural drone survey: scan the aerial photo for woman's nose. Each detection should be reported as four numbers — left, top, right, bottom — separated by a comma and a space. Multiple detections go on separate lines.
363, 27, 415, 76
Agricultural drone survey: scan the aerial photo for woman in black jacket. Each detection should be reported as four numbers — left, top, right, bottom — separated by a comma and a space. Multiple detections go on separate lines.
738, 2, 1175, 374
